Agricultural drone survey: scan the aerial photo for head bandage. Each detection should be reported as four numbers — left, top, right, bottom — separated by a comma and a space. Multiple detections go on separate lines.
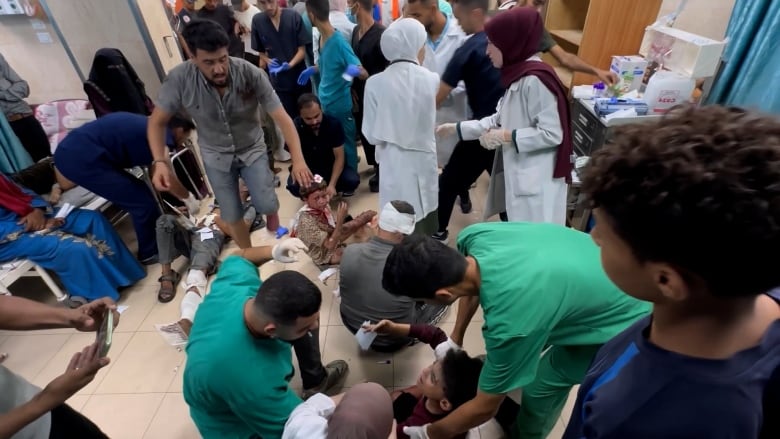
378, 202, 416, 235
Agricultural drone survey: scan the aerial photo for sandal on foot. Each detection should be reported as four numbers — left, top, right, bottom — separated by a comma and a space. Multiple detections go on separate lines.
157, 271, 181, 303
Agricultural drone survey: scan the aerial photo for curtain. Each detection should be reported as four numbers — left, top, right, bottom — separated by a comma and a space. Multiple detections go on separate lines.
706, 0, 780, 112
0, 113, 34, 174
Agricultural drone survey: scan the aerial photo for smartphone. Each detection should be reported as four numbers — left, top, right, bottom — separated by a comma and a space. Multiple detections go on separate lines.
95, 309, 113, 358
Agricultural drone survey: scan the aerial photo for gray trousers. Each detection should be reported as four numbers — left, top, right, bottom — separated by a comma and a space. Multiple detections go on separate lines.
155, 215, 225, 272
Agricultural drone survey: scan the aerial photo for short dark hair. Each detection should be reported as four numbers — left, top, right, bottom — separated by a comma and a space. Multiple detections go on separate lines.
390, 200, 415, 215
306, 0, 330, 21
168, 115, 195, 131
356, 0, 373, 12
297, 93, 321, 111
182, 19, 230, 54
583, 105, 780, 298
441, 350, 483, 410
453, 0, 489, 12
382, 234, 468, 299
406, 0, 436, 6
254, 271, 322, 324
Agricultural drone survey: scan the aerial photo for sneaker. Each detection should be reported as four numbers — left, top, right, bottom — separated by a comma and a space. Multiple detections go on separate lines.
341, 190, 355, 197
459, 195, 473, 214
368, 171, 379, 193
432, 230, 449, 243
302, 359, 349, 399
140, 254, 159, 265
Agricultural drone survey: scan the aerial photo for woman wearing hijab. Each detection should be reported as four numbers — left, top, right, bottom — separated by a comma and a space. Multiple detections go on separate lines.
0, 174, 145, 305
362, 18, 440, 235
437, 7, 572, 225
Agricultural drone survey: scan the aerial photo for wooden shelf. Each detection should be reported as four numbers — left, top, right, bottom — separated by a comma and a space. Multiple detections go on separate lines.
549, 29, 583, 47
554, 66, 573, 88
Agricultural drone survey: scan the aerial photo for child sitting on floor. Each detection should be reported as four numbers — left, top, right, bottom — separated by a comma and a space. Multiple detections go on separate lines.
363, 321, 513, 439
291, 175, 376, 265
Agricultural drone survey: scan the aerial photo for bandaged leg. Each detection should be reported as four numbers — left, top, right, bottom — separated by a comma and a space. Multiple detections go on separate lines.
181, 270, 207, 321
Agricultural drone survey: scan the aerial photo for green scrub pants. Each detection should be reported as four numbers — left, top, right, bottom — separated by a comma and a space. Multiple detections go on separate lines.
513, 344, 601, 439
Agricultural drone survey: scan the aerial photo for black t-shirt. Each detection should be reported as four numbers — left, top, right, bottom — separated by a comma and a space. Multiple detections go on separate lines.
198, 5, 244, 58
441, 32, 504, 119
251, 9, 309, 92
295, 113, 345, 177
351, 24, 388, 100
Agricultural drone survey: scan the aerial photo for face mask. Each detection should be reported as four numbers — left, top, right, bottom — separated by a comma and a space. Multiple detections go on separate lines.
346, 7, 357, 23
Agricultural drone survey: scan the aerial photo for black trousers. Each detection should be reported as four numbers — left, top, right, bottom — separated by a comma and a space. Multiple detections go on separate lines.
438, 140, 496, 232
10, 114, 51, 162
277, 85, 310, 121
354, 107, 376, 167
291, 327, 327, 389
49, 404, 108, 439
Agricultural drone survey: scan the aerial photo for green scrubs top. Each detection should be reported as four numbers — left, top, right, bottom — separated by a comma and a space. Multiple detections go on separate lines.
456, 222, 651, 395
184, 256, 302, 439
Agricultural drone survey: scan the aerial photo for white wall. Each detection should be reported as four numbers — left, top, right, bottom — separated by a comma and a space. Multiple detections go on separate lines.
658, 0, 736, 40
0, 14, 83, 104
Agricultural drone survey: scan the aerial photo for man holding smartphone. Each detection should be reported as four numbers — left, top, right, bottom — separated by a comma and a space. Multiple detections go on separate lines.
0, 297, 118, 438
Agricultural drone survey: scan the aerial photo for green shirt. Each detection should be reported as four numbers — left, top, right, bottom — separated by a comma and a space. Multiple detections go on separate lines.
456, 223, 651, 395
183, 256, 302, 439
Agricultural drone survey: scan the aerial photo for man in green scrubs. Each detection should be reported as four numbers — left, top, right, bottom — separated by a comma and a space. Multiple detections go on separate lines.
382, 222, 651, 439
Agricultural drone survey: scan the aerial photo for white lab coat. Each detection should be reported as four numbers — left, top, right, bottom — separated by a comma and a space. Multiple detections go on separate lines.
363, 18, 440, 223
312, 12, 356, 65
422, 17, 470, 166
459, 66, 568, 224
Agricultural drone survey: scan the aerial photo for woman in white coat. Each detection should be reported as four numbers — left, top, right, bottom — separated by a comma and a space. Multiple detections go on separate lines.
437, 7, 573, 224
362, 18, 441, 235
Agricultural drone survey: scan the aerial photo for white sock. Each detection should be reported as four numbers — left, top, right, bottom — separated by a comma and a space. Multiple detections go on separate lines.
180, 291, 203, 322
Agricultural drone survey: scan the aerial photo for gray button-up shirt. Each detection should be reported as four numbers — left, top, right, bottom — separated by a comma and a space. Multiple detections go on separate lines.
157, 57, 282, 172
0, 53, 33, 117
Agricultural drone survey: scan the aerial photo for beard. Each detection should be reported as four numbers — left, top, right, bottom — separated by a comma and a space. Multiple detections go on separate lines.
206, 74, 230, 88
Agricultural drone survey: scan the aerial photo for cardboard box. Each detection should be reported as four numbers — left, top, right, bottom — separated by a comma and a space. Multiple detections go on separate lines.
610, 56, 648, 94
639, 26, 727, 78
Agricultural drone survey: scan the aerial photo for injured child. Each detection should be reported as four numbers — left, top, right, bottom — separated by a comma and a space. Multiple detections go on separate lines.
282, 320, 512, 439
155, 210, 308, 345
290, 175, 376, 265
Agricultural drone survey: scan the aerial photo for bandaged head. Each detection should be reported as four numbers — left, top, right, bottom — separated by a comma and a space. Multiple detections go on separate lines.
378, 201, 416, 235
380, 17, 427, 63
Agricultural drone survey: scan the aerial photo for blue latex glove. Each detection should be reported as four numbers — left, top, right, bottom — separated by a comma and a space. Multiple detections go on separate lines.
269, 61, 290, 76
298, 67, 317, 85
344, 64, 361, 78
275, 226, 289, 239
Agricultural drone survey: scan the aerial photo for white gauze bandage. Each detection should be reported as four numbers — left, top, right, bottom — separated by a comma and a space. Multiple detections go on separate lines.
378, 202, 416, 235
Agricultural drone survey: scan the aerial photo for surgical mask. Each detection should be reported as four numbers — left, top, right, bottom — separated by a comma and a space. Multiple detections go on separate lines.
346, 4, 357, 23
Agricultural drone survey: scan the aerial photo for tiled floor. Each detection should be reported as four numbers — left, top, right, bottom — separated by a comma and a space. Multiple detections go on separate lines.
1, 157, 575, 438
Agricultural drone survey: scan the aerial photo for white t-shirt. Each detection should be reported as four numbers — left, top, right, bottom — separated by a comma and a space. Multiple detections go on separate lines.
234, 5, 262, 55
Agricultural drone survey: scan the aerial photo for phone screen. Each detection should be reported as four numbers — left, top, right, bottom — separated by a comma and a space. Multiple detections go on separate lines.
95, 309, 113, 358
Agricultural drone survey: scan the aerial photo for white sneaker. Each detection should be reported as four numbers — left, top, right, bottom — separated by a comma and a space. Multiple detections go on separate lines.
274, 148, 292, 162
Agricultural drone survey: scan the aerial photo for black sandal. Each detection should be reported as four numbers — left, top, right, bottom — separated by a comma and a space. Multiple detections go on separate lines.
157, 271, 181, 303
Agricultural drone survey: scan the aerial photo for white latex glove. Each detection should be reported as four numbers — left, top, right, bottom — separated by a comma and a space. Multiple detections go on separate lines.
479, 129, 509, 150
403, 425, 431, 439
434, 337, 461, 360
272, 238, 308, 263
435, 123, 457, 138
182, 192, 201, 216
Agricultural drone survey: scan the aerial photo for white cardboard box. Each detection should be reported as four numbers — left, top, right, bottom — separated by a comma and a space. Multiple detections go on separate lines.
639, 25, 727, 78
610, 56, 648, 94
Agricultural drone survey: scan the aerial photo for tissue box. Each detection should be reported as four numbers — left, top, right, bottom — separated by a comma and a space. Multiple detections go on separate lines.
610, 56, 648, 94
639, 26, 726, 78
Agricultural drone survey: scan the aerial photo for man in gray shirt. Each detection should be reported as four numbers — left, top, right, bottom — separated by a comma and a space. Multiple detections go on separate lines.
149, 19, 313, 249
0, 53, 51, 162
339, 201, 448, 352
